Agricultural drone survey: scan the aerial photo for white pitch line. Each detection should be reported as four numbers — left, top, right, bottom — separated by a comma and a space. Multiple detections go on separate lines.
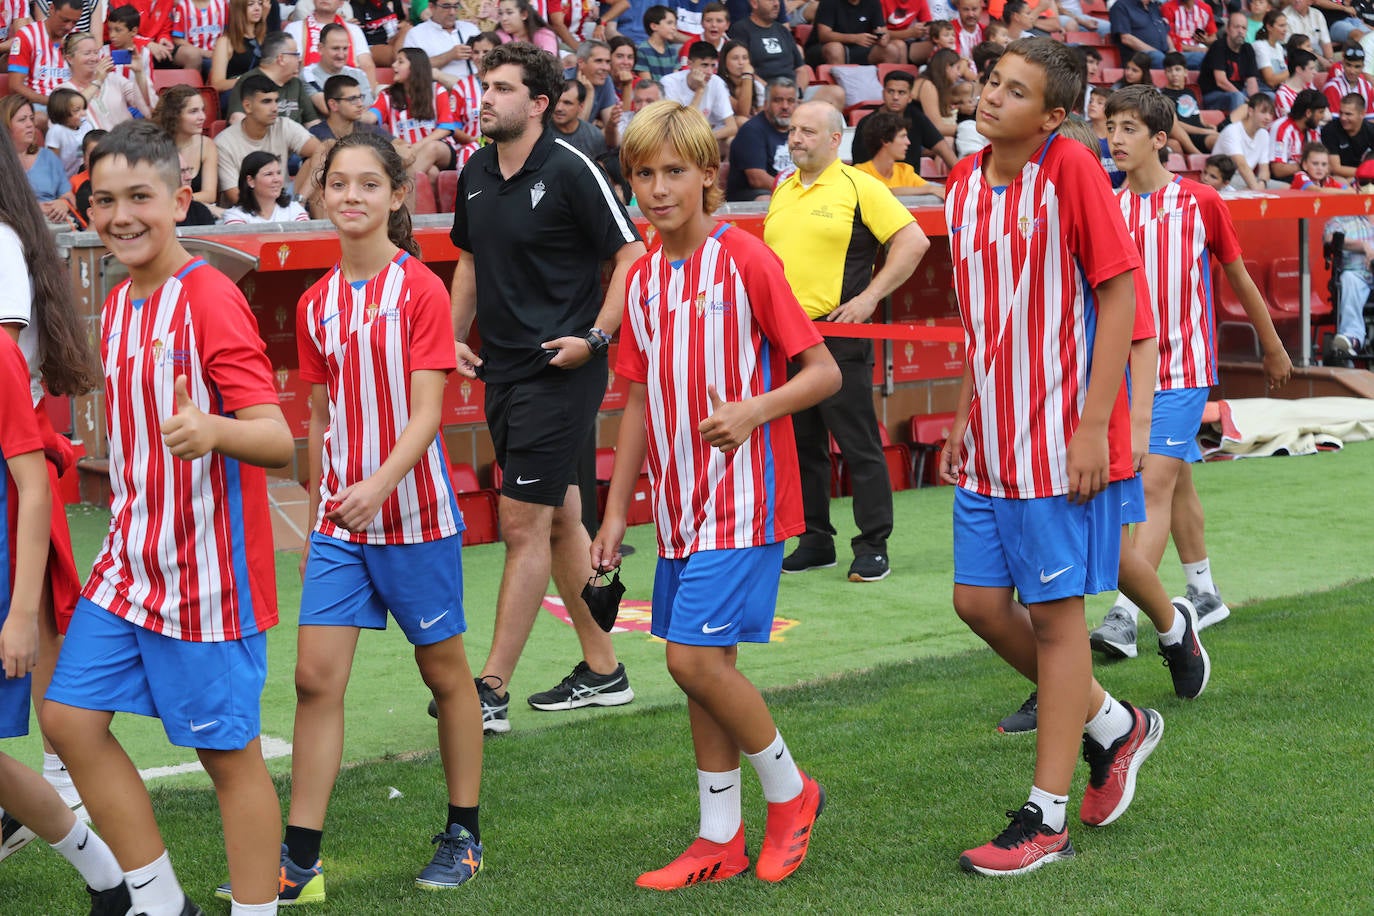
136, 735, 293, 781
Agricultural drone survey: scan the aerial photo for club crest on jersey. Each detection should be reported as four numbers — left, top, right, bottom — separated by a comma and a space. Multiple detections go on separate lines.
365, 302, 380, 323
531, 180, 546, 209
1017, 215, 1045, 238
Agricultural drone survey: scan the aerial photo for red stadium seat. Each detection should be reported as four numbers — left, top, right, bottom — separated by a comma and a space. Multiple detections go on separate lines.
908, 412, 956, 487
1098, 67, 1123, 86
1095, 46, 1122, 69
793, 24, 813, 46
877, 63, 919, 82
1066, 30, 1109, 46
450, 463, 501, 544
413, 174, 438, 214
152, 68, 203, 93
1199, 109, 1226, 126
1267, 256, 1332, 320
1214, 261, 1262, 358
1186, 153, 1209, 172
920, 156, 948, 179
208, 118, 228, 137
437, 169, 459, 213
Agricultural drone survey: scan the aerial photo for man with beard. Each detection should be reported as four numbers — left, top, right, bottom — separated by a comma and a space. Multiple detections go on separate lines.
726, 76, 798, 200
446, 41, 646, 734
1270, 87, 1329, 180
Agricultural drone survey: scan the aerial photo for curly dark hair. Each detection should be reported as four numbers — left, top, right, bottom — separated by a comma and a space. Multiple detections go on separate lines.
482, 41, 564, 127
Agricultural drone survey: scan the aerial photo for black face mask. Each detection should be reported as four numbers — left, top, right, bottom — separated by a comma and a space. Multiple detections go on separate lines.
582, 568, 625, 633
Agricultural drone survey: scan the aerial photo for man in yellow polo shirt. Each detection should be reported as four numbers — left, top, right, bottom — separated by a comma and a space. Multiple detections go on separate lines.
764, 100, 931, 582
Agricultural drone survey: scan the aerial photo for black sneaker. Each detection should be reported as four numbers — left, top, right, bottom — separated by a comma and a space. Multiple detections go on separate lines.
781, 545, 836, 574
87, 881, 131, 916
136, 898, 204, 916
527, 662, 634, 711
0, 810, 34, 863
847, 554, 890, 582
1158, 598, 1210, 700
996, 691, 1038, 734
428, 676, 510, 734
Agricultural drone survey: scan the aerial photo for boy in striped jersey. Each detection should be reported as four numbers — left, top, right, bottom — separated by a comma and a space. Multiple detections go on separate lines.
592, 100, 840, 890
1092, 86, 1291, 656
39, 122, 292, 916
940, 38, 1163, 877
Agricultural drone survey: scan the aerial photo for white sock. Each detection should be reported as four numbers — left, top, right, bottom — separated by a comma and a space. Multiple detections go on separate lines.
50, 820, 123, 892
743, 731, 804, 804
1027, 785, 1068, 832
125, 850, 185, 916
42, 752, 65, 778
1084, 693, 1134, 749
696, 768, 742, 844
231, 899, 279, 915
1183, 559, 1216, 595
1112, 594, 1141, 621
1158, 603, 1186, 646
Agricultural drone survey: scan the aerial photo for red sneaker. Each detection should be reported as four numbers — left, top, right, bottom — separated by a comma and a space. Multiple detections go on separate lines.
959, 804, 1075, 876
635, 827, 749, 891
1080, 702, 1164, 827
755, 772, 825, 883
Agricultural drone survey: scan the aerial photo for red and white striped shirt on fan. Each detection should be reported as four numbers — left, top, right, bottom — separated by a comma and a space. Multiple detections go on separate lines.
297, 250, 462, 546
286, 14, 365, 67
84, 260, 280, 643
369, 83, 458, 146
8, 22, 70, 98
944, 134, 1140, 500
0, 0, 28, 42
956, 22, 982, 59
1116, 175, 1241, 391
1323, 66, 1374, 114
619, 222, 822, 559
551, 0, 598, 43
171, 0, 226, 52
1271, 116, 1319, 164
1160, 0, 1214, 49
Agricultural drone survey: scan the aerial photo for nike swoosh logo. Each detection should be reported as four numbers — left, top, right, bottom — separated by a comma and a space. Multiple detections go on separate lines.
105, 330, 122, 343
76, 830, 88, 851
774, 747, 785, 760
1165, 437, 1188, 446
1052, 799, 1066, 805
1039, 566, 1073, 584
189, 720, 220, 732
420, 611, 449, 630
645, 292, 659, 305
467, 190, 483, 200
320, 311, 340, 326
515, 476, 541, 485
701, 622, 729, 634
707, 784, 734, 794
951, 224, 967, 234
132, 877, 157, 889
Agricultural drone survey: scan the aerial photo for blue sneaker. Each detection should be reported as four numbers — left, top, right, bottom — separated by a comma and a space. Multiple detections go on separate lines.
215, 844, 324, 905
415, 826, 483, 890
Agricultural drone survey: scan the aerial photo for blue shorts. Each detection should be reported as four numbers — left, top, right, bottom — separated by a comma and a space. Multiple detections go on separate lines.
0, 671, 30, 739
652, 544, 783, 646
953, 483, 1124, 604
1149, 388, 1208, 462
299, 532, 465, 646
46, 598, 266, 751
1119, 474, 1146, 526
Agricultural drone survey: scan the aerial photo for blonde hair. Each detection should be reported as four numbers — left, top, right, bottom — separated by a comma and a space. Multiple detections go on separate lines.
1055, 115, 1100, 157
620, 100, 724, 214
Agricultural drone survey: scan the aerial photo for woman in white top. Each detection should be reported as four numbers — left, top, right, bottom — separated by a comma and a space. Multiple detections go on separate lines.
1253, 10, 1290, 91
221, 151, 311, 224
57, 32, 152, 130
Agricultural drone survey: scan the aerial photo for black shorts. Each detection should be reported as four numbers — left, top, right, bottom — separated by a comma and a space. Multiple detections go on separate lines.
804, 41, 878, 67
485, 360, 607, 507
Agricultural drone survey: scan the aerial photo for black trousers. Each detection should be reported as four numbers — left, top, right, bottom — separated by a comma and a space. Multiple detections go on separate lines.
790, 335, 893, 557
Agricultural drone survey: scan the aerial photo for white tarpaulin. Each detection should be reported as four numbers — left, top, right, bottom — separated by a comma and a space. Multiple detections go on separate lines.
1200, 397, 1374, 458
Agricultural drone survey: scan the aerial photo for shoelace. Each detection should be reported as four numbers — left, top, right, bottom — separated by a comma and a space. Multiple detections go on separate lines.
559, 661, 592, 687
1015, 692, 1037, 715
990, 810, 1038, 848
430, 830, 469, 866
476, 675, 506, 707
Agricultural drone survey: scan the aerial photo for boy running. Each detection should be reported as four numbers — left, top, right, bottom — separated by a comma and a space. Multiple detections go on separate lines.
592, 100, 841, 890
40, 121, 293, 916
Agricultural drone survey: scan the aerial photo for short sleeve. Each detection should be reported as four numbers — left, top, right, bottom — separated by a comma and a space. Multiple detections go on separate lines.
404, 263, 458, 373
1130, 270, 1156, 341
0, 226, 33, 327
1214, 124, 1240, 156
852, 168, 916, 243
449, 166, 472, 251
813, 0, 840, 32
8, 29, 33, 73
296, 283, 328, 384
1193, 182, 1243, 263
736, 237, 824, 359
283, 118, 314, 153
616, 260, 651, 384
190, 271, 280, 413
911, 107, 944, 151
729, 121, 769, 172
0, 339, 41, 458
564, 148, 642, 262
1056, 141, 1142, 288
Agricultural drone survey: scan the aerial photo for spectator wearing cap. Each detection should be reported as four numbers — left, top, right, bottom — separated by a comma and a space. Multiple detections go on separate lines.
1321, 160, 1374, 357
1324, 43, 1374, 113
1198, 11, 1259, 113
1319, 90, 1374, 178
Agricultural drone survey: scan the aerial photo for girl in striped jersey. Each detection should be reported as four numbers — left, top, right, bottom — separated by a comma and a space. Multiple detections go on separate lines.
365, 48, 471, 203
171, 0, 227, 73
279, 131, 484, 901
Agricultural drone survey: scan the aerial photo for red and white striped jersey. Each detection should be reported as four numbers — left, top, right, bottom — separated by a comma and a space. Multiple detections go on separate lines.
286, 14, 364, 67
84, 260, 280, 642
1291, 169, 1343, 189
1160, 0, 1214, 49
297, 251, 461, 546
1117, 176, 1241, 391
1271, 116, 1318, 163
956, 23, 982, 60
369, 83, 457, 145
944, 134, 1140, 500
171, 0, 226, 52
445, 76, 481, 163
0, 0, 28, 42
1273, 81, 1316, 119
8, 22, 70, 98
618, 222, 822, 558
551, 0, 598, 43
1323, 66, 1374, 115
107, 36, 156, 87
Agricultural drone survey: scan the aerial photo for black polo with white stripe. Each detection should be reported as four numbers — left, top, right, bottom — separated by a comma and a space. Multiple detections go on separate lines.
451, 128, 642, 384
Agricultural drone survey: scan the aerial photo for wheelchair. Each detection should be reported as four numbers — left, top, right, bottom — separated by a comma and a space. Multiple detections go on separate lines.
1320, 230, 1374, 367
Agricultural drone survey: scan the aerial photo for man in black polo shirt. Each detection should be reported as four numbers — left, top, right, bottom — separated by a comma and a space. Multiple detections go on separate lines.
1321, 91, 1374, 179
448, 42, 646, 734
849, 70, 957, 168
1198, 11, 1259, 114
805, 0, 907, 67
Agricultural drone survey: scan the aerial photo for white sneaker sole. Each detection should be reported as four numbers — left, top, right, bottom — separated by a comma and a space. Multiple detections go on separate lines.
781, 561, 836, 574
528, 686, 635, 711
848, 568, 891, 582
960, 842, 1076, 876
1090, 709, 1164, 827
481, 716, 512, 734
1089, 630, 1138, 659
0, 825, 36, 863
1194, 602, 1231, 631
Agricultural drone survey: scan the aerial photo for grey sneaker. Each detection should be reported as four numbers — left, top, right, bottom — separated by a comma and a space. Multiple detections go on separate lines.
527, 662, 634, 711
1089, 605, 1139, 659
996, 690, 1037, 734
1186, 585, 1230, 630
427, 676, 510, 734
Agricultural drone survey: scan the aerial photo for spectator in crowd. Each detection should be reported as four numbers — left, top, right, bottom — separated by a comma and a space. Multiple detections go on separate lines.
58, 31, 152, 130
568, 39, 620, 125
601, 0, 656, 44
551, 78, 609, 156
171, 0, 229, 73
1160, 0, 1213, 69
720, 38, 764, 116
305, 22, 375, 116
176, 150, 220, 224
725, 74, 796, 199
1115, 49, 1154, 89
310, 72, 391, 141
154, 83, 220, 208
682, 2, 731, 61
42, 88, 89, 177
913, 47, 965, 137
1271, 86, 1328, 179
1110, 0, 1173, 70
1324, 43, 1373, 111
1, 96, 77, 226
636, 5, 681, 78
287, 0, 379, 89
1085, 86, 1125, 185
998, 0, 1035, 43
1057, 0, 1110, 37
879, 0, 933, 67
550, 0, 602, 50
1278, 48, 1322, 116
1322, 1, 1367, 46
1320, 90, 1374, 177
1287, 0, 1335, 68
661, 40, 737, 139
1245, 0, 1268, 42
1255, 9, 1290, 91
954, 0, 984, 55
1198, 10, 1259, 113
227, 31, 318, 127
805, 0, 907, 67
209, 0, 267, 96
853, 110, 943, 197
1199, 152, 1236, 190
71, 128, 106, 222
498, 0, 559, 53
730, 0, 807, 88
1161, 51, 1217, 153
1214, 91, 1275, 188
850, 69, 957, 166
7, 0, 82, 129
350, 0, 408, 67
216, 72, 324, 203
105, 5, 158, 88
955, 44, 995, 156
1290, 139, 1349, 188
366, 46, 467, 196
604, 73, 661, 148
608, 35, 639, 99
109, 0, 179, 66
1323, 163, 1374, 356
404, 0, 481, 82
221, 151, 312, 222
983, 17, 1008, 43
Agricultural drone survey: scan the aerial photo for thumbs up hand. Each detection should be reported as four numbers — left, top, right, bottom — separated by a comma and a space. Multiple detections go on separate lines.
697, 384, 761, 453
160, 375, 218, 461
